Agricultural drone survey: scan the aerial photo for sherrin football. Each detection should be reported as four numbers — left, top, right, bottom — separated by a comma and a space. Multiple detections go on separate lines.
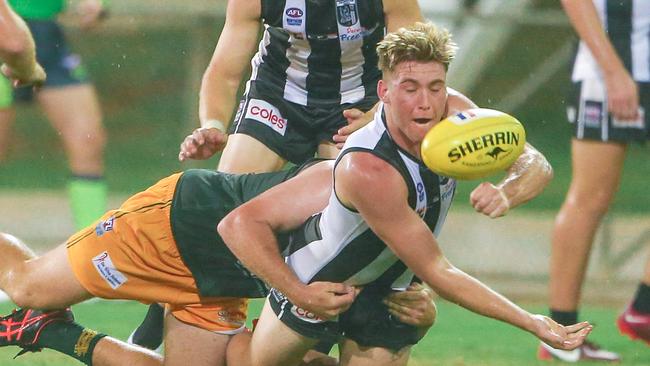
421, 108, 526, 180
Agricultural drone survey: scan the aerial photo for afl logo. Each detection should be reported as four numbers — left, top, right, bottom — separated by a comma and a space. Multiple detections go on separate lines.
286, 8, 303, 18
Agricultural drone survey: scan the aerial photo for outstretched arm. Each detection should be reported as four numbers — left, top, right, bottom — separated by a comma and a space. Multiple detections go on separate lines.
335, 152, 591, 350
0, 0, 45, 86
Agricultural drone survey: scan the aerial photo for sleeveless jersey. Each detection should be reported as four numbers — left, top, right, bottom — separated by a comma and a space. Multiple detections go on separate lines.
284, 104, 456, 291
250, 0, 385, 106
572, 0, 650, 82
9, 0, 64, 20
170, 167, 302, 298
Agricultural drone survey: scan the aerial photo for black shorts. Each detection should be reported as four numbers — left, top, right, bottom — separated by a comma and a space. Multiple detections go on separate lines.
269, 286, 425, 352
567, 79, 650, 143
230, 81, 378, 164
13, 20, 90, 102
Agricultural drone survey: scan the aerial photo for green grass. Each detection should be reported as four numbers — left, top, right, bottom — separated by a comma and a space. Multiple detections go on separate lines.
1, 299, 648, 365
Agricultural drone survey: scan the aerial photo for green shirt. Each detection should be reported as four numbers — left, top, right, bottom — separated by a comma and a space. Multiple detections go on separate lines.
9, 0, 64, 20
170, 167, 301, 298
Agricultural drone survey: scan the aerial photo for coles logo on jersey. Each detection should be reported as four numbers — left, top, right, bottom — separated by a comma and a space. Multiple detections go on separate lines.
290, 305, 326, 324
92, 251, 127, 289
245, 99, 288, 136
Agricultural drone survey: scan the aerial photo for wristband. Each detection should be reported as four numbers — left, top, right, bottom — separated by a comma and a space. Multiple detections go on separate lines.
202, 119, 226, 133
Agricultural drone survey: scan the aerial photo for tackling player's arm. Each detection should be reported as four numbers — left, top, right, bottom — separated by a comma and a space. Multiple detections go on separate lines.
561, 0, 638, 121
333, 0, 425, 147
447, 88, 553, 218
0, 0, 45, 86
218, 161, 357, 319
335, 152, 591, 350
179, 0, 261, 161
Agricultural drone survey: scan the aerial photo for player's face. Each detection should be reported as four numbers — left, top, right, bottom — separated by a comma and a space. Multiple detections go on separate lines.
379, 61, 448, 157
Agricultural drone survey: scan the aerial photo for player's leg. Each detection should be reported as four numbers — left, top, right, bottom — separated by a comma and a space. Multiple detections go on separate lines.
0, 233, 92, 309
549, 140, 625, 315
36, 84, 107, 229
317, 141, 339, 159
338, 340, 411, 366
163, 310, 231, 366
227, 299, 319, 366
218, 133, 286, 173
540, 139, 624, 362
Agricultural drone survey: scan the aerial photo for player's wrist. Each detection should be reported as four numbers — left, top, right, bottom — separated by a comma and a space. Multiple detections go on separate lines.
202, 119, 227, 134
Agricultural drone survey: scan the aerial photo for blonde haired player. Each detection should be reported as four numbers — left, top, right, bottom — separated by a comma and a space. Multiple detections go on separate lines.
219, 22, 586, 366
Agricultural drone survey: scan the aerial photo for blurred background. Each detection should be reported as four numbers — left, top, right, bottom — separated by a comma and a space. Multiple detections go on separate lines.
1, 0, 649, 306
1, 0, 649, 364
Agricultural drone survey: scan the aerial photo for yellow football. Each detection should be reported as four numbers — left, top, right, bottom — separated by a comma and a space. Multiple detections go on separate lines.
421, 108, 526, 180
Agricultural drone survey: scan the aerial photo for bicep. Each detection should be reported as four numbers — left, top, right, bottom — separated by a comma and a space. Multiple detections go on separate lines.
206, 0, 261, 80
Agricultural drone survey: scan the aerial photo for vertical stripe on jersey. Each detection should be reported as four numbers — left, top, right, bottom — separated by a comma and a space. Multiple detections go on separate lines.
252, 26, 291, 94
606, 0, 633, 73
304, 0, 342, 104
632, 0, 650, 80
283, 0, 310, 105
337, 0, 366, 104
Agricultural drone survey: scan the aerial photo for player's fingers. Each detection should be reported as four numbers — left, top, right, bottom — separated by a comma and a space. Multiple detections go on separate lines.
332, 133, 346, 143
191, 129, 206, 145
563, 321, 591, 333
342, 108, 363, 120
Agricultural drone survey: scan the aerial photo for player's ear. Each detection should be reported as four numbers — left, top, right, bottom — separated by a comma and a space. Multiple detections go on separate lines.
377, 79, 389, 104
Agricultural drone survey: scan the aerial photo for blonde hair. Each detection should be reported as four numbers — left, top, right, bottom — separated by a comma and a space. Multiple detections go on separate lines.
377, 22, 457, 72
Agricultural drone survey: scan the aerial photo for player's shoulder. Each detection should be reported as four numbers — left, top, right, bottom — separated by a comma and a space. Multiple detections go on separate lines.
446, 87, 478, 117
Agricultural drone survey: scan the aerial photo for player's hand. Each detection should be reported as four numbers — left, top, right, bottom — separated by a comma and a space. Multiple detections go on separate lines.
292, 282, 358, 320
469, 182, 510, 218
178, 127, 228, 162
530, 315, 593, 350
333, 108, 374, 149
604, 68, 639, 122
383, 283, 437, 328
1, 63, 46, 88
76, 0, 107, 29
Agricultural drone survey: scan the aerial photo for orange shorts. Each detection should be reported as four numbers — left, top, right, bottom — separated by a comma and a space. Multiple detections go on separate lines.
66, 173, 247, 333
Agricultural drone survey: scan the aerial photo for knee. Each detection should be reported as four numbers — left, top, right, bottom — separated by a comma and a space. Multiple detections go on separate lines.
565, 187, 615, 218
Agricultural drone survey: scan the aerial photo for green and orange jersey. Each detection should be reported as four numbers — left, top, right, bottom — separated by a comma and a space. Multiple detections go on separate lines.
8, 0, 65, 20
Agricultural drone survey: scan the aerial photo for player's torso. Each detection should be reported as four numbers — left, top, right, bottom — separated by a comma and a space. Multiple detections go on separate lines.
285, 105, 456, 290
9, 0, 64, 20
170, 168, 299, 298
572, 0, 650, 82
251, 0, 385, 106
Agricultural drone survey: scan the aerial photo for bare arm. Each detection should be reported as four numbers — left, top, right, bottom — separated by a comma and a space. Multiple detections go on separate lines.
199, 0, 261, 128
0, 0, 45, 86
561, 0, 638, 121
447, 88, 553, 217
179, 0, 261, 161
218, 161, 356, 318
335, 152, 590, 349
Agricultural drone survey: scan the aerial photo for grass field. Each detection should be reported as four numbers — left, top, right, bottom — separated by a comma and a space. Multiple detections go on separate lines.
0, 299, 648, 365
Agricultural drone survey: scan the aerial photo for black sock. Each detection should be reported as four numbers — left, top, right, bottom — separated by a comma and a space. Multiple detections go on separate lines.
38, 321, 106, 366
130, 303, 164, 350
632, 282, 650, 314
550, 309, 578, 326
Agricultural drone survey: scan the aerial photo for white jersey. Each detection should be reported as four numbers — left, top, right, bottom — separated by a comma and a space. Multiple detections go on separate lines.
284, 105, 456, 290
572, 0, 650, 82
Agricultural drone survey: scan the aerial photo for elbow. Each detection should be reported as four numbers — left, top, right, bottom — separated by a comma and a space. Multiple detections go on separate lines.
217, 212, 241, 244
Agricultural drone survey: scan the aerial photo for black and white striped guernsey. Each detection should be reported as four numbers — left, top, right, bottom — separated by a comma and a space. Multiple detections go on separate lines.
284, 104, 456, 290
249, 0, 385, 106
572, 0, 650, 82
